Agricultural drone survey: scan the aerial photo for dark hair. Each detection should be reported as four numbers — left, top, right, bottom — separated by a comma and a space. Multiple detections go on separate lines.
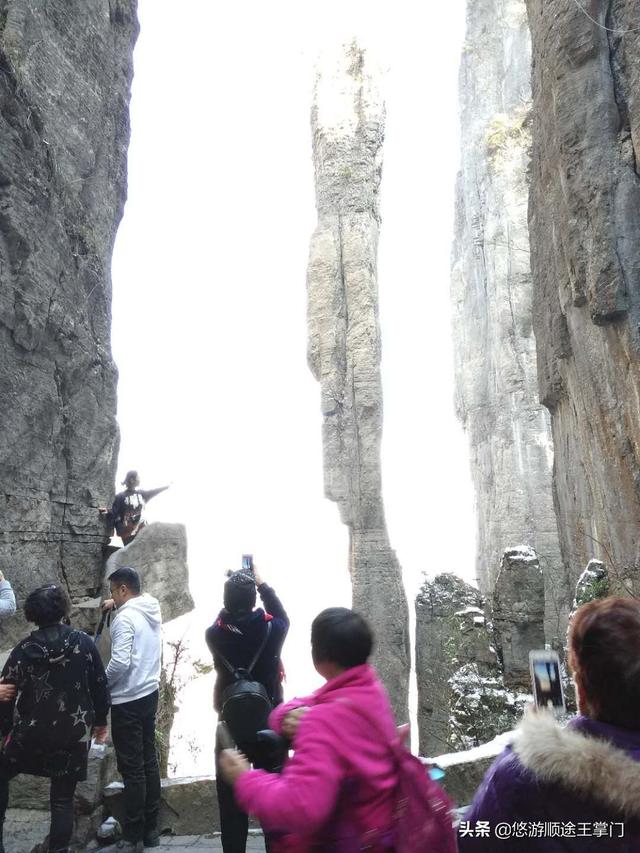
568, 596, 640, 729
24, 585, 71, 627
109, 566, 141, 594
311, 607, 373, 669
122, 469, 139, 486
223, 571, 256, 615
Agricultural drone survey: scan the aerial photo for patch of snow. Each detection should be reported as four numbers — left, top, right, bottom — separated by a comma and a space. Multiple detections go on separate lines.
425, 730, 514, 767
454, 606, 484, 617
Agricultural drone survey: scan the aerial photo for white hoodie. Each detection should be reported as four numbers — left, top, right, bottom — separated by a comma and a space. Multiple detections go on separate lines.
106, 593, 162, 705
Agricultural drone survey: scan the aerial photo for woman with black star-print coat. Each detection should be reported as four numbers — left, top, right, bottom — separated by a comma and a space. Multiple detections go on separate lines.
0, 584, 110, 853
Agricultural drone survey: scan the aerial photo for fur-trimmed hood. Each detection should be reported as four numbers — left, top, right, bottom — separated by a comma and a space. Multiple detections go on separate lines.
512, 710, 640, 820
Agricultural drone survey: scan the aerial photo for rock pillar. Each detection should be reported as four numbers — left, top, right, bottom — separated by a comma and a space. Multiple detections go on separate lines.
306, 42, 410, 719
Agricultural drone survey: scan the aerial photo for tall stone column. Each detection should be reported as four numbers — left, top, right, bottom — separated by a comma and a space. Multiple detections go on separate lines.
451, 0, 567, 640
524, 0, 640, 592
306, 42, 410, 720
0, 0, 138, 647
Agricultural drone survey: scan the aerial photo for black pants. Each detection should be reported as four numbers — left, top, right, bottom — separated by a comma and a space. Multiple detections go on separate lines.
111, 690, 161, 843
0, 770, 76, 851
215, 733, 285, 853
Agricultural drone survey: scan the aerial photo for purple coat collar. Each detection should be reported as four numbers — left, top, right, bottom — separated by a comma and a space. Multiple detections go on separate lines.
570, 715, 640, 757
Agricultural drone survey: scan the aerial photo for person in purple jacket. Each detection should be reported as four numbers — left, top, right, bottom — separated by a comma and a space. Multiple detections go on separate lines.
459, 596, 640, 851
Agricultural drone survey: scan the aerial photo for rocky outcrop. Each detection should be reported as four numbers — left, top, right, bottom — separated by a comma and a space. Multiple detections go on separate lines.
451, 0, 567, 640
573, 559, 610, 611
306, 42, 409, 719
105, 775, 227, 837
105, 523, 194, 622
415, 573, 527, 756
525, 0, 640, 591
428, 731, 513, 807
0, 0, 139, 651
491, 546, 545, 688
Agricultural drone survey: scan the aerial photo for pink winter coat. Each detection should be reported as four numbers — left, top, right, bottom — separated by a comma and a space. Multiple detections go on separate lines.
234, 663, 399, 852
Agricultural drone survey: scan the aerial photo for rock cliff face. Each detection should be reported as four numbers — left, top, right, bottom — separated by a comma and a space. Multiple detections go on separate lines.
451, 0, 567, 638
491, 546, 544, 689
525, 0, 640, 590
0, 0, 138, 649
415, 572, 527, 756
106, 523, 195, 623
306, 42, 410, 720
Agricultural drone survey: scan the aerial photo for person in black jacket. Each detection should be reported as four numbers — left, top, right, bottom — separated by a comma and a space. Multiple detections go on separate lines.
100, 470, 170, 546
205, 566, 289, 853
0, 585, 110, 853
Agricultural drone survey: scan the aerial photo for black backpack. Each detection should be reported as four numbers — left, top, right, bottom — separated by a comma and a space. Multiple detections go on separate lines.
217, 621, 273, 746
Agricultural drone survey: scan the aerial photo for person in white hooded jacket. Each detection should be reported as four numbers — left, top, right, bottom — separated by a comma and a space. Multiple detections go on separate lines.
99, 567, 162, 853
0, 572, 16, 619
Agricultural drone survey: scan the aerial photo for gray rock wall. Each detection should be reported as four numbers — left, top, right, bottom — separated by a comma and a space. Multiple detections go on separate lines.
491, 546, 545, 689
451, 0, 567, 639
306, 42, 410, 720
0, 0, 138, 649
415, 573, 486, 754
106, 523, 194, 623
525, 0, 640, 591
415, 572, 526, 756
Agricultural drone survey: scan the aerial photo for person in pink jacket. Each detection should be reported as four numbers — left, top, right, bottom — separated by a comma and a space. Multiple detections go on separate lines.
219, 607, 399, 852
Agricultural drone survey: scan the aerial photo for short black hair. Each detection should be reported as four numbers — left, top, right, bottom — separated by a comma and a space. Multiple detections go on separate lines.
311, 607, 373, 669
24, 585, 71, 627
109, 566, 141, 594
224, 571, 256, 615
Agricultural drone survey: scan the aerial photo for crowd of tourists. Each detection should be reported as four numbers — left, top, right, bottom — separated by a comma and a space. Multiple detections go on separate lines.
0, 555, 638, 853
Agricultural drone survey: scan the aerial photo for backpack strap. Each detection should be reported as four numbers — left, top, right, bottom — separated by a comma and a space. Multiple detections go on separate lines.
216, 621, 272, 677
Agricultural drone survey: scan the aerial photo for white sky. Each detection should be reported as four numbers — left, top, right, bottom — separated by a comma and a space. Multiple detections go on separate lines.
110, 0, 475, 772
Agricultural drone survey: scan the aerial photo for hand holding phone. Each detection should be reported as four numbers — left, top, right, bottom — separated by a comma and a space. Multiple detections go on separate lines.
529, 650, 565, 714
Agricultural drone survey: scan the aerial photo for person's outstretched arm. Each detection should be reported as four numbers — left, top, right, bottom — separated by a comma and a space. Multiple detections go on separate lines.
0, 573, 16, 617
253, 568, 289, 628
140, 485, 170, 502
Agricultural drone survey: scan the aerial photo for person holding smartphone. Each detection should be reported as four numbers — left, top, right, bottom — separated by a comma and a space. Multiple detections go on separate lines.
459, 597, 640, 851
205, 563, 289, 853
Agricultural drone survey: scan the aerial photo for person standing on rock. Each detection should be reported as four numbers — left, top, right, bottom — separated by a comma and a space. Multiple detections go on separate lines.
0, 584, 109, 853
98, 567, 162, 853
0, 572, 16, 618
100, 470, 170, 546
206, 566, 289, 853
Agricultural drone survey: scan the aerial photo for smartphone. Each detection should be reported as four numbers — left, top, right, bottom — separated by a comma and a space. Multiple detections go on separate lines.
529, 650, 565, 713
241, 554, 254, 573
217, 721, 235, 750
